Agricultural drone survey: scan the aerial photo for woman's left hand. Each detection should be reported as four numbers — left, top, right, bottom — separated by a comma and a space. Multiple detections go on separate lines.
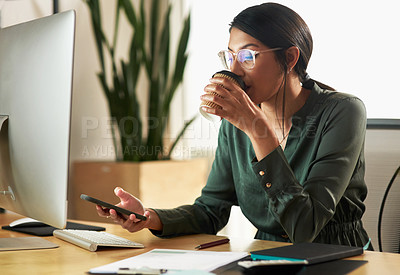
201, 76, 266, 137
200, 76, 280, 160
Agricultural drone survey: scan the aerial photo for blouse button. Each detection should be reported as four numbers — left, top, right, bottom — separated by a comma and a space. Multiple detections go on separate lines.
266, 183, 272, 188
259, 170, 265, 176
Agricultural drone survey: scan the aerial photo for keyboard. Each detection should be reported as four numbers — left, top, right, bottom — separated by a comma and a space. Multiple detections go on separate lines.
53, 229, 144, 252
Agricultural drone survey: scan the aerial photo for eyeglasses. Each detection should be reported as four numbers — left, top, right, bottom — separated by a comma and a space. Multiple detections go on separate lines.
218, 48, 282, 70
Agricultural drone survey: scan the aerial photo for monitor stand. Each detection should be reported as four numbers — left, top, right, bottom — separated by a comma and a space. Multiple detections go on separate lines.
0, 115, 15, 203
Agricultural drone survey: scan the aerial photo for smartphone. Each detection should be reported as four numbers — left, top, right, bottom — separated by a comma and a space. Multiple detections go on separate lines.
80, 194, 147, 221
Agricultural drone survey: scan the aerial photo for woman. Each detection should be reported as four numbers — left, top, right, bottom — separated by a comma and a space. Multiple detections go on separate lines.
97, 3, 371, 249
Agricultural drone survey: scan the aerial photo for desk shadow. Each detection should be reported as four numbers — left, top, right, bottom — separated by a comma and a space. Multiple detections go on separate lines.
217, 259, 367, 275
298, 260, 367, 275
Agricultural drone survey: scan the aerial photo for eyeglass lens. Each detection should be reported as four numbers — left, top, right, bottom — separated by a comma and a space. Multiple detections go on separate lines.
218, 51, 232, 70
218, 50, 256, 70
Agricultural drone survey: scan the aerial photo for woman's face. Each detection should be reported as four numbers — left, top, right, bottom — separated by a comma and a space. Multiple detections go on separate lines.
228, 27, 285, 105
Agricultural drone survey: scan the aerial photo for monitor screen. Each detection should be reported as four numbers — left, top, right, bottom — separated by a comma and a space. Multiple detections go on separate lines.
0, 10, 75, 229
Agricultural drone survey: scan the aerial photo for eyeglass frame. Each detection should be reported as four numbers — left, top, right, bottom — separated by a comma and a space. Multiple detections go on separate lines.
218, 47, 283, 70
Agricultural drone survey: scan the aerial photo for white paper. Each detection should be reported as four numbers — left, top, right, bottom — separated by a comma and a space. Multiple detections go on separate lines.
89, 249, 248, 274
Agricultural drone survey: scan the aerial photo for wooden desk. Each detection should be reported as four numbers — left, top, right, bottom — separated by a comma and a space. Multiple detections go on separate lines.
1, 212, 399, 274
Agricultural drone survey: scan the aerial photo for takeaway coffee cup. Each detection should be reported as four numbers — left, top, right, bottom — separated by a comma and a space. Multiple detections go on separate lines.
200, 70, 246, 122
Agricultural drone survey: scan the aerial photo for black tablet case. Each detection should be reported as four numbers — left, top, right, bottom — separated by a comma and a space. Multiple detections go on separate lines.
2, 221, 105, 236
250, 242, 363, 265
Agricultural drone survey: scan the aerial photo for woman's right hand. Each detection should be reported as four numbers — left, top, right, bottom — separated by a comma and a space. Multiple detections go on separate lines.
96, 187, 162, 233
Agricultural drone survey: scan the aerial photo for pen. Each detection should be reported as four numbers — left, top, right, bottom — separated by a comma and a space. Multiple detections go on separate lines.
195, 238, 230, 249
118, 267, 167, 274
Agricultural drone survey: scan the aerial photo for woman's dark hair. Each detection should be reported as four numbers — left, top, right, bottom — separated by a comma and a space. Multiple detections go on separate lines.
230, 2, 334, 91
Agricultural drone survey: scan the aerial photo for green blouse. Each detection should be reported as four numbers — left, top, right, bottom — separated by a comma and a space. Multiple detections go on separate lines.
153, 84, 371, 248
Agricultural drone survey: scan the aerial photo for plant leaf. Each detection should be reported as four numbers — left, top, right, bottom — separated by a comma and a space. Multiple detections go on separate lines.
119, 0, 138, 27
161, 12, 190, 123
158, 5, 171, 92
85, 0, 106, 72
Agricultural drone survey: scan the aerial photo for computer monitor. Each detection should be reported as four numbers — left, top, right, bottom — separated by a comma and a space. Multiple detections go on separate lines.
0, 10, 75, 229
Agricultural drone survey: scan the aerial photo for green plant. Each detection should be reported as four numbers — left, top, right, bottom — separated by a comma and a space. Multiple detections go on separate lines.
85, 0, 195, 161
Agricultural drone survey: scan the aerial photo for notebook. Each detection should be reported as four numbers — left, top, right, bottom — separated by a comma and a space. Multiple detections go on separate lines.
250, 242, 363, 265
